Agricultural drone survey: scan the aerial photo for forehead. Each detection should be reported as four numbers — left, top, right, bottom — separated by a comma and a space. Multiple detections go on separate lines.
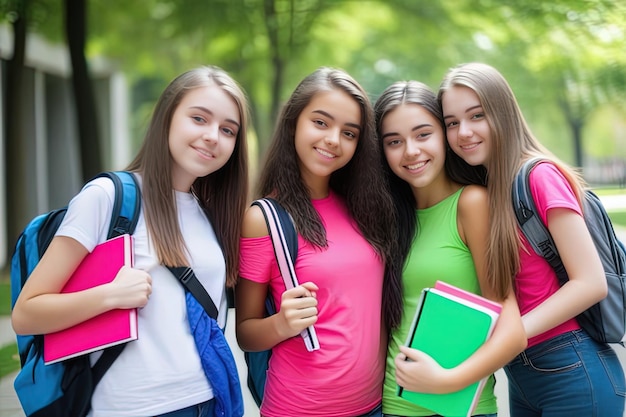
382, 103, 439, 131
442, 85, 480, 107
302, 89, 361, 123
178, 84, 240, 120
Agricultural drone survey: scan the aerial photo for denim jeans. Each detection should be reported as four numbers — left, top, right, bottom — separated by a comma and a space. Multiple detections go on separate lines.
357, 403, 382, 417
504, 329, 625, 417
154, 398, 215, 417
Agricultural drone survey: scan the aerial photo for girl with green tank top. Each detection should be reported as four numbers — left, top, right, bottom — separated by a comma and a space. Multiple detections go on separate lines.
374, 81, 527, 417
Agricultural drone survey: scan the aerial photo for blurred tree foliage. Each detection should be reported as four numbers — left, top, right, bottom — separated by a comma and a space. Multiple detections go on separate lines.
3, 0, 626, 168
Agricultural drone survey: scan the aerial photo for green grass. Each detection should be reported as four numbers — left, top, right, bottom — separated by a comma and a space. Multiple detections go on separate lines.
0, 281, 10, 316
0, 278, 18, 379
609, 211, 626, 229
0, 342, 19, 379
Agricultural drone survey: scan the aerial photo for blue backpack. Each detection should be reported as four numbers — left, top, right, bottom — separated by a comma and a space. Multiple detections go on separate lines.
513, 158, 626, 344
10, 171, 141, 417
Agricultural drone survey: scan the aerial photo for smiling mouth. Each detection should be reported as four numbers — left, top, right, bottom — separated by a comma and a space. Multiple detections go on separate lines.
406, 161, 428, 170
460, 142, 480, 151
315, 148, 336, 158
195, 147, 214, 158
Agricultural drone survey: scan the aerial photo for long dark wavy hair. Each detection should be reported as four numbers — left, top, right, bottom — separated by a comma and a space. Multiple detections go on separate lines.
374, 80, 486, 280
126, 65, 249, 287
374, 81, 487, 322
257, 67, 400, 329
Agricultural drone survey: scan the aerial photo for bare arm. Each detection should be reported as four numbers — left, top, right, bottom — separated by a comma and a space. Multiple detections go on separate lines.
522, 207, 606, 338
396, 185, 527, 393
235, 205, 318, 352
11, 236, 152, 335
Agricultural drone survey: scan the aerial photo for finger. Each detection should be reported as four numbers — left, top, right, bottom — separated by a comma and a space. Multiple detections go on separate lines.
300, 281, 319, 292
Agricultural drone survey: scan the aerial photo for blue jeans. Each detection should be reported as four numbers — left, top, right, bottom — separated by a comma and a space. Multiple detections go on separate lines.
504, 329, 625, 417
357, 403, 382, 417
154, 398, 215, 417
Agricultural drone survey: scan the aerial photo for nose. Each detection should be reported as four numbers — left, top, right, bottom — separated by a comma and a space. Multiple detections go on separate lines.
324, 129, 341, 147
202, 123, 220, 143
405, 137, 422, 157
458, 120, 472, 139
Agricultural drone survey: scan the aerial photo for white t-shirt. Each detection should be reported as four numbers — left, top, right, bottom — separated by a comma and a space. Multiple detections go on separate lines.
57, 175, 227, 416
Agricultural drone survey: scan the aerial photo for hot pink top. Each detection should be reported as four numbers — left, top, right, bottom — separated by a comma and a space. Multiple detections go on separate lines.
516, 162, 582, 347
239, 192, 385, 417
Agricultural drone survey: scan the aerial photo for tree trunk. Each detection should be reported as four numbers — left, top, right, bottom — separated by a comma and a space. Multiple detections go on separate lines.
261, 0, 284, 161
65, 0, 102, 181
5, 2, 28, 264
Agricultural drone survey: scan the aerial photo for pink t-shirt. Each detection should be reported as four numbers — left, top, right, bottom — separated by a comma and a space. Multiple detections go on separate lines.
239, 192, 385, 417
516, 162, 582, 347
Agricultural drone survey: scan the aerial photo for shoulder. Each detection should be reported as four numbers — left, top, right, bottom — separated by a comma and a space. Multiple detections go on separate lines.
242, 203, 270, 238
457, 185, 489, 227
458, 185, 488, 212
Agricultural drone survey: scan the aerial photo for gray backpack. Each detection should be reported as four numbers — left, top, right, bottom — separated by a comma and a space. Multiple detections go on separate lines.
512, 157, 626, 344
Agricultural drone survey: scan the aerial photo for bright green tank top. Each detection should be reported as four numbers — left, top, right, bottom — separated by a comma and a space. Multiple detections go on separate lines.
382, 187, 497, 416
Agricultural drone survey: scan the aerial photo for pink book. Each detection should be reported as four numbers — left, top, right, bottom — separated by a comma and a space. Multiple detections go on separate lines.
43, 234, 138, 364
434, 280, 502, 314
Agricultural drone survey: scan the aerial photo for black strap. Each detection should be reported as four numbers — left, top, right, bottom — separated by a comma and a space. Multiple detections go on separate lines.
167, 266, 219, 321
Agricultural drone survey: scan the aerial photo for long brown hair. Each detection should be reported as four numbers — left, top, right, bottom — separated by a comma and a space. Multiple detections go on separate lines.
126, 66, 249, 287
257, 67, 399, 328
438, 62, 585, 297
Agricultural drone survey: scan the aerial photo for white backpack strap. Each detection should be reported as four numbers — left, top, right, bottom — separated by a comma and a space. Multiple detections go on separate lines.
254, 198, 320, 351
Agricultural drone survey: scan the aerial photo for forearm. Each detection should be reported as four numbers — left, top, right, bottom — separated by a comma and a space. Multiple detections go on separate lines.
12, 285, 116, 335
236, 314, 290, 352
445, 295, 526, 391
523, 278, 606, 339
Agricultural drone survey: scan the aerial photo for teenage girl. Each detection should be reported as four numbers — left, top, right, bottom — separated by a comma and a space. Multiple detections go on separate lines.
439, 62, 625, 417
235, 67, 398, 417
375, 80, 526, 417
12, 66, 250, 417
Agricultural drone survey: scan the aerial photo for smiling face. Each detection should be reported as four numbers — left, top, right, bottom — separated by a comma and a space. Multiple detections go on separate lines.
441, 85, 492, 168
294, 89, 361, 197
381, 103, 448, 192
168, 83, 240, 191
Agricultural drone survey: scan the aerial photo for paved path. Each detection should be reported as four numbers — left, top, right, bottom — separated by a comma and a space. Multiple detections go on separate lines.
2, 196, 626, 417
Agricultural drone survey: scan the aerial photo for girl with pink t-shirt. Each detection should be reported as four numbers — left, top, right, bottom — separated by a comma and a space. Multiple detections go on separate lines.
235, 67, 398, 417
439, 62, 625, 417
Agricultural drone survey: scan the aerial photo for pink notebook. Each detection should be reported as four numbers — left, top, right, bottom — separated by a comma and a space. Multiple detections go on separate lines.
434, 280, 502, 314
44, 234, 138, 364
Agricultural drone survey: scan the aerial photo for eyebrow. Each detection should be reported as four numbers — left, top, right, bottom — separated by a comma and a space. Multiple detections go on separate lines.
190, 106, 240, 129
312, 109, 361, 130
381, 123, 432, 139
443, 104, 482, 120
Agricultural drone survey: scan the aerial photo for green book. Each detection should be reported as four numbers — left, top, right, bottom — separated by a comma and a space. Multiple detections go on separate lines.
397, 281, 501, 417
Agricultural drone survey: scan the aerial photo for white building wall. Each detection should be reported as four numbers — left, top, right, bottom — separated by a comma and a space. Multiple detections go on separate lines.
0, 24, 129, 268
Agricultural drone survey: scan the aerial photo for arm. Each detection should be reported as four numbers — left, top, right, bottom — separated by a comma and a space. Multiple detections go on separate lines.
11, 236, 152, 335
235, 204, 318, 352
522, 207, 606, 338
395, 185, 527, 394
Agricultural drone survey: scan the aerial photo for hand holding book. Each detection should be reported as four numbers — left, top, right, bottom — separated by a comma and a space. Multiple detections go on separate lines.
395, 345, 458, 394
108, 265, 153, 310
397, 281, 502, 417
44, 234, 142, 364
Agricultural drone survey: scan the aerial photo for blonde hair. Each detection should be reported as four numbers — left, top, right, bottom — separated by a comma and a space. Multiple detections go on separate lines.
127, 66, 249, 286
438, 62, 585, 296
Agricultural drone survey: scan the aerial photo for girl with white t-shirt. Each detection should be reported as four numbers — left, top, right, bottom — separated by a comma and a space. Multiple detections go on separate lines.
12, 66, 250, 417
235, 67, 398, 417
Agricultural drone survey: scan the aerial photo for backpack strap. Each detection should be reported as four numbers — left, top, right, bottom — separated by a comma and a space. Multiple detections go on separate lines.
93, 171, 142, 238
512, 157, 568, 284
252, 198, 320, 352
167, 266, 219, 321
